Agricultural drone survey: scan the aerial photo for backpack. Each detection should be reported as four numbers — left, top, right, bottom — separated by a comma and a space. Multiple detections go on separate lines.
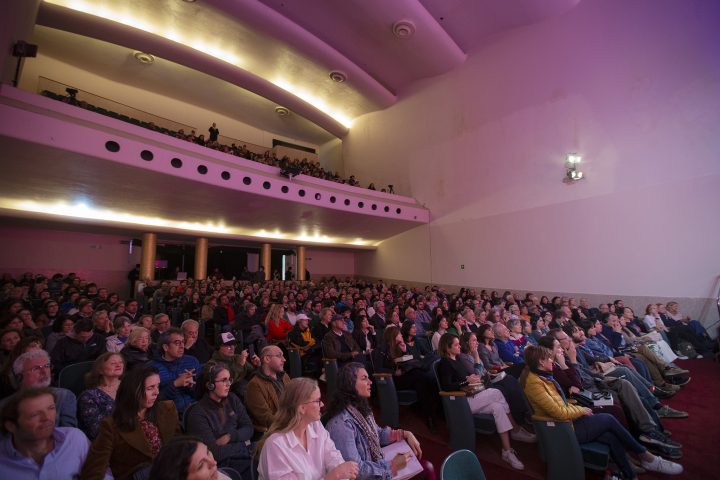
676, 341, 697, 359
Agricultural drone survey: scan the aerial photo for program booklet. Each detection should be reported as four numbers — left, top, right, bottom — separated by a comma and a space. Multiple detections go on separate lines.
382, 439, 423, 480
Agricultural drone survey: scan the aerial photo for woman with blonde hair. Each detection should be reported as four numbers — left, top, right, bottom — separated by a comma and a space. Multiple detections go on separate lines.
121, 325, 151, 371
257, 377, 358, 480
265, 303, 292, 343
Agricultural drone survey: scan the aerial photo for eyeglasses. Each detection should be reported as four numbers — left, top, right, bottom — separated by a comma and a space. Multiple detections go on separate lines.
24, 363, 52, 374
215, 377, 233, 385
304, 398, 322, 406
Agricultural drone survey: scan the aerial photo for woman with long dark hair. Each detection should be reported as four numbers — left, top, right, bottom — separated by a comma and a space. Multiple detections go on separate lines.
81, 364, 180, 479
325, 363, 429, 480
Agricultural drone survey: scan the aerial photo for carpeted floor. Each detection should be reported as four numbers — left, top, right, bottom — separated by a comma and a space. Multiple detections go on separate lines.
382, 357, 719, 479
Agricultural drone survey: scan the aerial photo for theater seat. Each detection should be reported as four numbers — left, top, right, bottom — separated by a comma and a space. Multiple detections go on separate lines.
532, 419, 610, 480
372, 372, 417, 428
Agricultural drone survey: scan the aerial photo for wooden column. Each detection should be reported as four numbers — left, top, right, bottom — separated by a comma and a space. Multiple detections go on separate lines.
260, 243, 271, 281
140, 233, 157, 281
297, 246, 306, 281
194, 237, 208, 280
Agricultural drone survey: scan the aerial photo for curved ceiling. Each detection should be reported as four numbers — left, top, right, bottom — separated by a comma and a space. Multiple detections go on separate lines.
34, 0, 581, 143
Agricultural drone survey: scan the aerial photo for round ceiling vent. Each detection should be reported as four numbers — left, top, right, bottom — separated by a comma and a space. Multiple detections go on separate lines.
275, 106, 290, 116
329, 70, 347, 83
133, 51, 155, 64
392, 20, 416, 39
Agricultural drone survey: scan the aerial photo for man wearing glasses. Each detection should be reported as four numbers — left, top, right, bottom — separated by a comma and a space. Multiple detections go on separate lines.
245, 345, 290, 433
152, 327, 200, 415
186, 361, 255, 479
0, 350, 78, 427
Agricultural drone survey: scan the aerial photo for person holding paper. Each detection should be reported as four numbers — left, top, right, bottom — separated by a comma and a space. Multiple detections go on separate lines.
326, 362, 432, 480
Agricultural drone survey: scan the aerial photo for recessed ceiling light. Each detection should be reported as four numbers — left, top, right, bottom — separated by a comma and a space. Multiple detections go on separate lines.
133, 51, 155, 64
275, 106, 290, 116
329, 71, 347, 83
392, 20, 416, 39
181, 0, 197, 3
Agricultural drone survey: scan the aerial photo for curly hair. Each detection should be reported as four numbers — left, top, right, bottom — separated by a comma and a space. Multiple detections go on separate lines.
324, 362, 371, 420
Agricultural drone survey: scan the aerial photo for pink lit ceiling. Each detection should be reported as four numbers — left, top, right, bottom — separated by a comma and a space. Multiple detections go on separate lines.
34, 0, 581, 143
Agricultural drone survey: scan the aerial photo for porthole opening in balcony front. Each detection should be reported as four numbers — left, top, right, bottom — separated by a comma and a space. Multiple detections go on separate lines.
263, 181, 271, 190
281, 186, 289, 193
315, 193, 321, 200
330, 196, 336, 203
298, 189, 306, 197
344, 199, 350, 206
358, 202, 364, 208
170, 158, 182, 168
384, 206, 390, 212
197, 165, 208, 174
105, 141, 120, 152
371, 204, 377, 210
140, 150, 153, 161
221, 171, 231, 180
242, 176, 252, 185
396, 208, 402, 214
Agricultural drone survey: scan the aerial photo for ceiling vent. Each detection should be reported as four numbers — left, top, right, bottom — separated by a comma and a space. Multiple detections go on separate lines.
275, 106, 290, 117
133, 51, 155, 64
392, 20, 416, 39
329, 70, 347, 83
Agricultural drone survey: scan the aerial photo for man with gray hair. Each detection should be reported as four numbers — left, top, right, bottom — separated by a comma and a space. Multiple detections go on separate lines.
0, 350, 77, 427
370, 300, 386, 332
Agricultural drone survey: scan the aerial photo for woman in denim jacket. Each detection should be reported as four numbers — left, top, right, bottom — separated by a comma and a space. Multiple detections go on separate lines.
325, 362, 431, 480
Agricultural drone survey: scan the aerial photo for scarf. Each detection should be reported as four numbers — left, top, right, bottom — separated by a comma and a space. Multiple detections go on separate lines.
346, 406, 383, 462
535, 370, 568, 403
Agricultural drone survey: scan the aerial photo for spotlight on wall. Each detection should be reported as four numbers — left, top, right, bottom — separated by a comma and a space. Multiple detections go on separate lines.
563, 153, 584, 183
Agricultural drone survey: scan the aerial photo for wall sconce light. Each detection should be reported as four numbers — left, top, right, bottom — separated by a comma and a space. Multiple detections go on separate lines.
564, 153, 584, 183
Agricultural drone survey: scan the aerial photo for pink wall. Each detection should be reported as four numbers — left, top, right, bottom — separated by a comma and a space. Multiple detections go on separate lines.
305, 249, 355, 278
347, 0, 720, 304
0, 226, 141, 296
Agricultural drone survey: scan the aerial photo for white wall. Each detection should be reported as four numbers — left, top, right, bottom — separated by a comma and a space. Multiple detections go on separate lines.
305, 249, 355, 279
345, 0, 720, 307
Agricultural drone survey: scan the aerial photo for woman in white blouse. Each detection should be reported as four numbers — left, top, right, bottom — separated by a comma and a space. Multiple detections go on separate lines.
257, 377, 359, 480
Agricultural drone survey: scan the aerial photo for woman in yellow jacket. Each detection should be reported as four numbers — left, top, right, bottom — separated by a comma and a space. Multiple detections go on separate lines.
522, 346, 682, 480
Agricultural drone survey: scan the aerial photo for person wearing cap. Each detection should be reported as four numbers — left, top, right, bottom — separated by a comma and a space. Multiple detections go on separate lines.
322, 314, 363, 369
289, 313, 321, 375
211, 332, 260, 400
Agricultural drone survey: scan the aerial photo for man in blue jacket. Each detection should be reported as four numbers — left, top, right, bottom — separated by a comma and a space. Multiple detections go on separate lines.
153, 327, 200, 415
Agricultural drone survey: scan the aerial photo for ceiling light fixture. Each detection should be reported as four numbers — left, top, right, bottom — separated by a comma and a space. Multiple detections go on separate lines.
392, 20, 416, 39
329, 70, 347, 83
564, 153, 585, 183
132, 51, 155, 64
275, 106, 290, 116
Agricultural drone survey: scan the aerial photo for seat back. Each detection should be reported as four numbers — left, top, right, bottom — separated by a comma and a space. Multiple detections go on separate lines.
373, 373, 401, 427
323, 358, 339, 400
287, 348, 302, 378
532, 420, 585, 480
440, 449, 486, 480
57, 360, 95, 397
182, 401, 197, 433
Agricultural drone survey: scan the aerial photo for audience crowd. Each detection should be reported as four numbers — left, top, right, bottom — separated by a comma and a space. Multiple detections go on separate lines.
0, 270, 716, 479
42, 89, 394, 193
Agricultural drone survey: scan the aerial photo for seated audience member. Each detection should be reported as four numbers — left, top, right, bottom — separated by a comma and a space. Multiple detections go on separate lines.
137, 313, 154, 331
0, 327, 21, 365
211, 332, 259, 399
664, 301, 713, 342
430, 314, 449, 352
326, 363, 428, 480
507, 318, 528, 351
652, 303, 715, 357
521, 345, 682, 479
35, 299, 65, 330
149, 436, 232, 480
78, 352, 124, 440
201, 296, 217, 323
322, 314, 362, 368
401, 320, 432, 360
183, 319, 213, 364
437, 333, 529, 470
106, 315, 132, 353
0, 388, 101, 478
93, 309, 113, 338
153, 328, 201, 415
372, 325, 438, 430
213, 294, 235, 333
71, 299, 94, 322
122, 325, 151, 371
0, 335, 43, 399
265, 304, 292, 343
151, 313, 172, 343
50, 318, 106, 373
45, 317, 75, 354
288, 313, 321, 373
311, 307, 333, 344
494, 322, 526, 365
352, 311, 377, 356
245, 345, 290, 432
0, 349, 78, 427
186, 362, 255, 479
258, 377, 359, 480
118, 298, 141, 323
81, 365, 180, 480
459, 331, 533, 427
446, 312, 469, 337
369, 301, 387, 333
